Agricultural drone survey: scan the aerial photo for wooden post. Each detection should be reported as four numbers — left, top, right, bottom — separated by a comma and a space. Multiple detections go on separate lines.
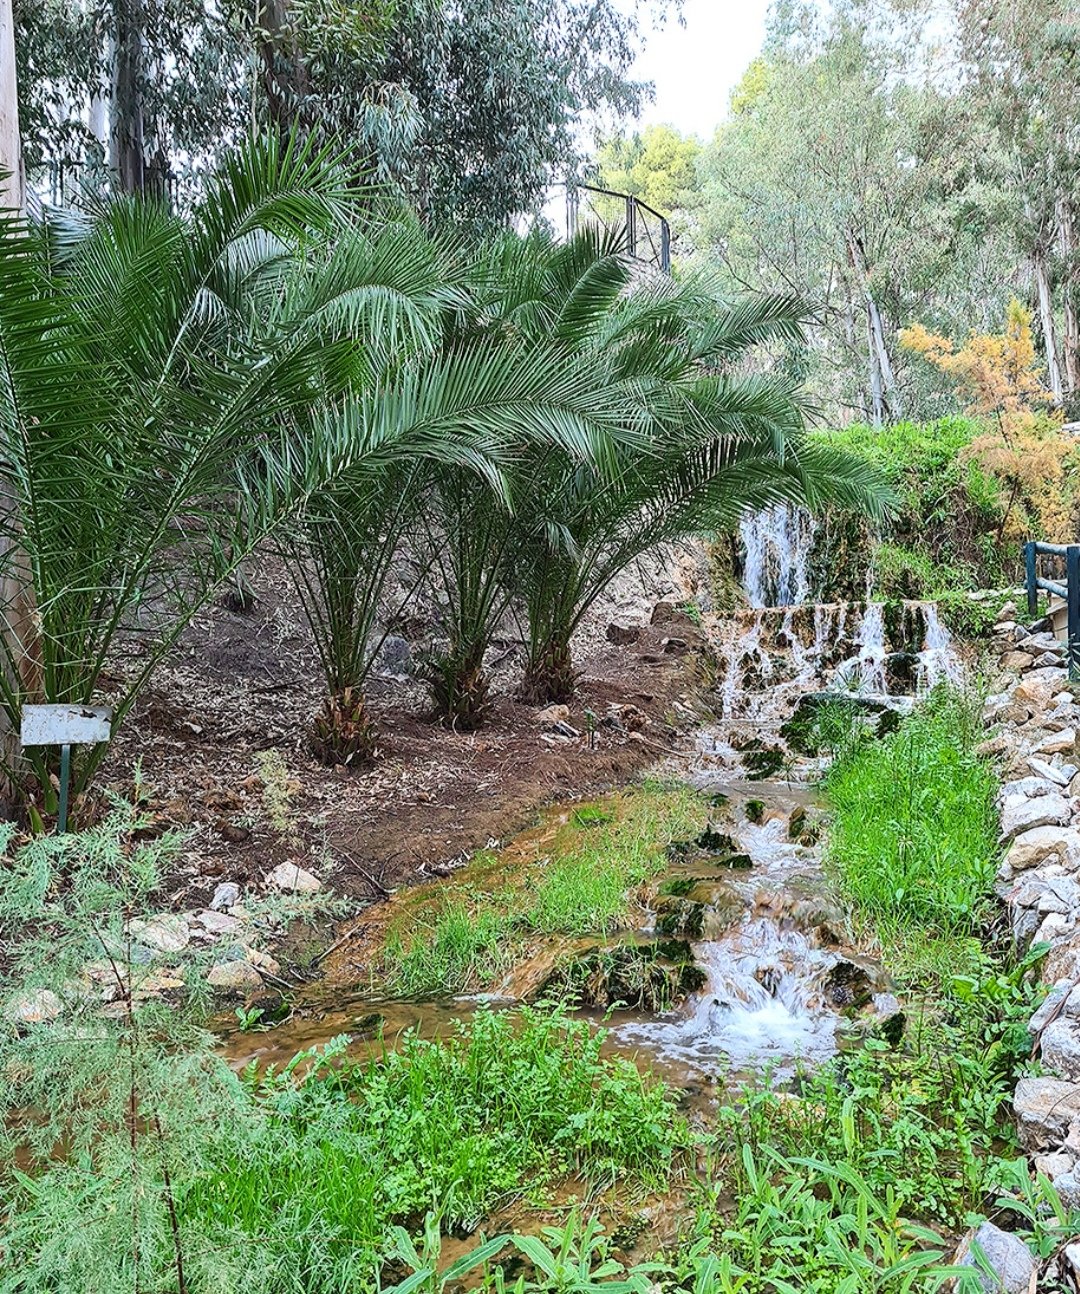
1026, 541, 1038, 618
1067, 544, 1080, 681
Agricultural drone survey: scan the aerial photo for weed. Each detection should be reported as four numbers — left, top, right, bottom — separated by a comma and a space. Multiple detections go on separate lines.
824, 686, 997, 932
256, 748, 301, 843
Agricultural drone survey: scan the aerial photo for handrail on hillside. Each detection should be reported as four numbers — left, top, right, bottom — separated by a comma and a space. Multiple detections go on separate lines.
565, 183, 672, 274
1025, 540, 1080, 679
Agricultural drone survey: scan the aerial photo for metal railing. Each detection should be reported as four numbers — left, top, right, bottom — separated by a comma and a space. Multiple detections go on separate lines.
563, 184, 671, 275
1025, 540, 1080, 678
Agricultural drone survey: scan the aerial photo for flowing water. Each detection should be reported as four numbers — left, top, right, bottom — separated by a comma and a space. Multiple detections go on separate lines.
222, 503, 957, 1095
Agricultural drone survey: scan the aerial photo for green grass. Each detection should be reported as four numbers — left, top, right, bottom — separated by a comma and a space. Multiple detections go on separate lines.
823, 687, 998, 939
181, 1008, 684, 1289
382, 782, 707, 995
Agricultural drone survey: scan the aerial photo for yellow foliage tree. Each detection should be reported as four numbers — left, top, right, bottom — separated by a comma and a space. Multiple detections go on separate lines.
902, 302, 1076, 543
900, 299, 1053, 431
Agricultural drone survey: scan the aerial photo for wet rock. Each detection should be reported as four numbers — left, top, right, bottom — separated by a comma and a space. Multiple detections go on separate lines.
5, 988, 62, 1025
606, 622, 641, 645
661, 636, 689, 655
1042, 1020, 1080, 1080
129, 914, 190, 954
244, 987, 286, 1022
654, 897, 706, 938
1005, 825, 1080, 873
265, 862, 322, 894
951, 1221, 1036, 1293
211, 882, 240, 911
1000, 792, 1070, 842
208, 960, 264, 994
1014, 1076, 1080, 1150
822, 959, 875, 1010
696, 824, 737, 854
541, 942, 705, 1012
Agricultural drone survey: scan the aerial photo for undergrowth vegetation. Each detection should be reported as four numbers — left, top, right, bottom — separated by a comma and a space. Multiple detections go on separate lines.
383, 782, 706, 996
823, 686, 998, 954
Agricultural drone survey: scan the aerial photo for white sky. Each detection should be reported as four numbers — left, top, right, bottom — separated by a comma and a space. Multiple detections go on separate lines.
630, 0, 774, 139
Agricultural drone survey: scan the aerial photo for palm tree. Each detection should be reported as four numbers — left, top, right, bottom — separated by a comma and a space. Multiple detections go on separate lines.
0, 135, 508, 811
465, 230, 892, 704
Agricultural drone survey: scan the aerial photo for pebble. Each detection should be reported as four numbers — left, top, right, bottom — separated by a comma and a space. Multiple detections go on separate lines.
211, 882, 240, 911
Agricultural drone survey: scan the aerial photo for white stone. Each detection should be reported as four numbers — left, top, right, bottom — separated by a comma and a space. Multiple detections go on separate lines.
4, 988, 62, 1025
951, 1222, 1036, 1293
265, 862, 322, 894
1014, 1076, 1080, 1150
210, 882, 240, 911
128, 913, 190, 954
1000, 792, 1071, 842
207, 960, 263, 993
1042, 1020, 1080, 1080
1035, 1152, 1074, 1178
1029, 757, 1072, 787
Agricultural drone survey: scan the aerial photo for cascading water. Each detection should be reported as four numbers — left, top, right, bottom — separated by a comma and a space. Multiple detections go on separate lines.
617, 921, 843, 1074
835, 602, 887, 695
918, 604, 963, 690
740, 504, 816, 608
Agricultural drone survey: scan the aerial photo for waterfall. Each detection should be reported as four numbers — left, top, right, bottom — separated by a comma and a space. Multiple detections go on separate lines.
740, 504, 816, 608
917, 605, 962, 691
616, 918, 842, 1074
835, 602, 887, 695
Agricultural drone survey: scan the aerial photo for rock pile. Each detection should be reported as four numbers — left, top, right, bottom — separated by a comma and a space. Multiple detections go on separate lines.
986, 603, 1080, 1197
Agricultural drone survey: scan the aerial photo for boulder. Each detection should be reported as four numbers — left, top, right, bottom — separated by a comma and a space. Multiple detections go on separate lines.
1051, 1170, 1080, 1211
1042, 1019, 1080, 1081
950, 1222, 1036, 1293
1029, 756, 1072, 786
1014, 1076, 1080, 1150
1001, 650, 1036, 671
1035, 728, 1079, 756
999, 792, 1070, 842
999, 776, 1059, 802
606, 622, 641, 646
265, 862, 322, 894
1047, 932, 1080, 982
1035, 1152, 1074, 1179
207, 960, 263, 993
376, 634, 412, 675
535, 704, 570, 726
1013, 679, 1055, 709
192, 909, 242, 936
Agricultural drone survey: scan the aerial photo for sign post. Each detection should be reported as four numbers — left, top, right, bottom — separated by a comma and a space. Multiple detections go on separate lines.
20, 704, 113, 832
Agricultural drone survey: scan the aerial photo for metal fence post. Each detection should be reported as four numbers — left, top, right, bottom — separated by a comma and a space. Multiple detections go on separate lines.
1068, 545, 1080, 681
1026, 541, 1038, 618
626, 195, 636, 260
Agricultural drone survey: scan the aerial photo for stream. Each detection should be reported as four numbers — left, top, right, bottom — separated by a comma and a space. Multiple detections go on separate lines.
223, 506, 964, 1102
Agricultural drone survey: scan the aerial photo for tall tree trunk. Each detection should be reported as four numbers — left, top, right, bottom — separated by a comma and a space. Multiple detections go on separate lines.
1059, 195, 1080, 398
846, 229, 898, 426
1034, 240, 1064, 406
257, 0, 308, 133
110, 0, 146, 193
0, 0, 23, 211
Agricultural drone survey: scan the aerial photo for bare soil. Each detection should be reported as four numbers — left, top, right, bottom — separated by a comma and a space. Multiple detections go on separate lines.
100, 563, 716, 958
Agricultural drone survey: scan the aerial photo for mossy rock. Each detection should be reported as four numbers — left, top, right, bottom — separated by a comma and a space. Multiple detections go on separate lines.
654, 897, 706, 938
540, 941, 705, 1011
696, 824, 736, 853
745, 799, 766, 825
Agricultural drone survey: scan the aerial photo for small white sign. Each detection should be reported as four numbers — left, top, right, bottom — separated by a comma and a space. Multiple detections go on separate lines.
21, 704, 113, 747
